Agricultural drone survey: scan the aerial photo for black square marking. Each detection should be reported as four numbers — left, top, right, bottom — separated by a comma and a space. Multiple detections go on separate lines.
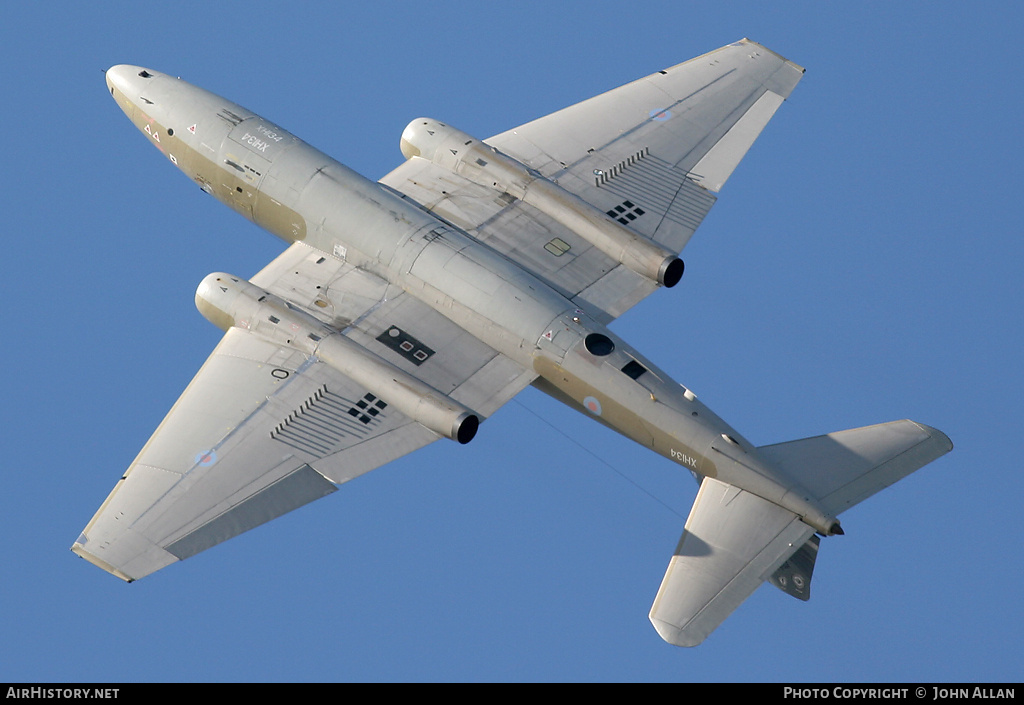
346, 392, 389, 425
376, 326, 436, 366
607, 200, 646, 226
621, 360, 647, 380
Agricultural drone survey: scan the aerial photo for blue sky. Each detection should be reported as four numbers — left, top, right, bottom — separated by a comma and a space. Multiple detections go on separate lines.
2, 1, 1021, 682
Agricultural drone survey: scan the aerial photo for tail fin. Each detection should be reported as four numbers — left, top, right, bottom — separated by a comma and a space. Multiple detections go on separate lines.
769, 534, 819, 601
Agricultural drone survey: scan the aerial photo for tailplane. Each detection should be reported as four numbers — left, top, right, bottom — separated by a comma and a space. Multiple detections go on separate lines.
650, 420, 952, 645
757, 420, 953, 517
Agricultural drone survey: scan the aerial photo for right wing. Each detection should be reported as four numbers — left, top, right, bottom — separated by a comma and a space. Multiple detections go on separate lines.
73, 242, 535, 581
486, 38, 804, 219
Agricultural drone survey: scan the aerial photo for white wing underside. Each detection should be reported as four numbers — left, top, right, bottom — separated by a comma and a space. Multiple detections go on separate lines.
381, 39, 804, 321
74, 243, 535, 580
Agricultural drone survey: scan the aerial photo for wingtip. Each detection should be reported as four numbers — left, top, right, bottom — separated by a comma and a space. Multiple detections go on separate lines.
71, 542, 135, 582
649, 616, 706, 647
732, 39, 806, 84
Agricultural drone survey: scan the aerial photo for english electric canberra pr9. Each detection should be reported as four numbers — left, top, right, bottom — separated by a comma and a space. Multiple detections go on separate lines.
75, 40, 951, 646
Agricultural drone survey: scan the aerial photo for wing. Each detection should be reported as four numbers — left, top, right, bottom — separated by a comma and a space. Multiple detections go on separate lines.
381, 39, 803, 322
73, 242, 535, 581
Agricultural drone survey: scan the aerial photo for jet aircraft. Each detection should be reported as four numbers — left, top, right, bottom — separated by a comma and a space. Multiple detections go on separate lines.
74, 40, 952, 646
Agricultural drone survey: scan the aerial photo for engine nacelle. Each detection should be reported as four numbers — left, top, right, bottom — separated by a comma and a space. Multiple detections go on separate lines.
195, 273, 480, 444
400, 119, 684, 288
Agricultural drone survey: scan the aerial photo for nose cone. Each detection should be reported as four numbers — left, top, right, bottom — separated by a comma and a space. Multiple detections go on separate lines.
106, 65, 136, 95
105, 64, 161, 100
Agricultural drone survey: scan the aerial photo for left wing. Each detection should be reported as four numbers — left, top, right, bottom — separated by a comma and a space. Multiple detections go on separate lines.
381, 39, 803, 322
74, 243, 535, 581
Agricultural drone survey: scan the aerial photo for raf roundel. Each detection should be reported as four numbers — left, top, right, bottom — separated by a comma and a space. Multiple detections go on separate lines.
195, 450, 217, 467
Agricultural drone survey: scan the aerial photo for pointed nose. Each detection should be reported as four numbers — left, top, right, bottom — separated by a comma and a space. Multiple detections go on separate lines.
105, 65, 158, 98
105, 65, 133, 96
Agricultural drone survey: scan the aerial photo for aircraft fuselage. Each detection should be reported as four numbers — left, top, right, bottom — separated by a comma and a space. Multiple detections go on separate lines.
104, 65, 841, 535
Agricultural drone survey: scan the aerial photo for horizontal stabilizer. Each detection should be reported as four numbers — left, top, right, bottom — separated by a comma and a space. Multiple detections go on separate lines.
649, 477, 815, 646
757, 420, 953, 516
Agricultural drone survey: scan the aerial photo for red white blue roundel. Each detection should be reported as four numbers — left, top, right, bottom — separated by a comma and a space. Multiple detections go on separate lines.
195, 450, 217, 467
583, 396, 602, 416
